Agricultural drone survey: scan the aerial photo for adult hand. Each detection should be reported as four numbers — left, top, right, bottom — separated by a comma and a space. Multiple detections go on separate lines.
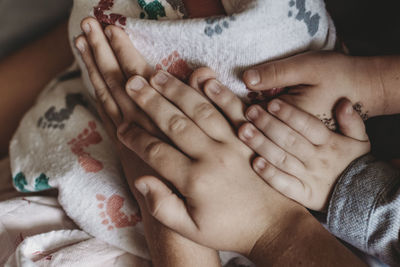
75, 18, 366, 266
76, 17, 221, 267
243, 51, 385, 129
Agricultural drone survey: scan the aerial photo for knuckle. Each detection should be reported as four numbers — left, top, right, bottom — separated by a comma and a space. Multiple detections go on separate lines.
261, 163, 275, 180
269, 63, 284, 85
216, 88, 233, 107
135, 91, 153, 107
168, 115, 189, 133
144, 140, 165, 160
194, 102, 215, 120
284, 133, 297, 148
258, 116, 271, 134
149, 192, 174, 218
102, 73, 122, 92
299, 116, 313, 136
95, 87, 109, 104
275, 152, 288, 167
87, 67, 99, 82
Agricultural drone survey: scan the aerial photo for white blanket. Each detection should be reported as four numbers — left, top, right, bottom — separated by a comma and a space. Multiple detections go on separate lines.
8, 0, 336, 265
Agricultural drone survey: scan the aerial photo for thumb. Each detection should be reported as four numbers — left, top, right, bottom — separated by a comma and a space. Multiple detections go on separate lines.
243, 52, 320, 91
134, 176, 198, 238
335, 98, 369, 141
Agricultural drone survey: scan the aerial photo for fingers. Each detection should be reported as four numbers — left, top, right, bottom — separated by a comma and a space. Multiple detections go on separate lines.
79, 18, 162, 138
149, 71, 234, 141
134, 176, 198, 239
104, 25, 153, 79
96, 102, 118, 143
266, 99, 331, 145
243, 52, 321, 91
238, 123, 305, 176
75, 36, 122, 124
252, 157, 306, 202
81, 18, 134, 117
203, 79, 247, 129
117, 123, 190, 188
125, 75, 216, 157
189, 67, 218, 91
335, 98, 369, 142
244, 105, 315, 160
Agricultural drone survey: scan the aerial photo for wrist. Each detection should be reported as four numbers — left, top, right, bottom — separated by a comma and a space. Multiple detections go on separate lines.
249, 207, 366, 266
248, 206, 309, 265
351, 56, 385, 118
373, 55, 400, 116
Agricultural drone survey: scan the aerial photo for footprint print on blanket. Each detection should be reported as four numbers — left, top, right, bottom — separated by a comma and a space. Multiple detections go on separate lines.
156, 51, 193, 81
37, 93, 88, 130
288, 0, 320, 37
13, 172, 52, 192
68, 121, 104, 173
93, 0, 127, 27
138, 0, 167, 20
96, 194, 142, 230
204, 15, 236, 37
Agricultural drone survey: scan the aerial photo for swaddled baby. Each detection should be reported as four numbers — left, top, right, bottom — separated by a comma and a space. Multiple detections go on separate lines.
9, 0, 336, 264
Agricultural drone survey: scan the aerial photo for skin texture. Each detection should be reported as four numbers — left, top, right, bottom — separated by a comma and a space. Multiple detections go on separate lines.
238, 98, 370, 211
77, 18, 221, 267
76, 19, 366, 266
243, 52, 400, 129
0, 22, 74, 158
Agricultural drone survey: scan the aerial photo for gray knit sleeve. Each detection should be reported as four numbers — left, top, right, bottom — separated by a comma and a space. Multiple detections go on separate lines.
327, 154, 400, 266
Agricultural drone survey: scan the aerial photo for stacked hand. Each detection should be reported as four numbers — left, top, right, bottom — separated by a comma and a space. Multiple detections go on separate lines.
75, 17, 371, 265
243, 51, 386, 129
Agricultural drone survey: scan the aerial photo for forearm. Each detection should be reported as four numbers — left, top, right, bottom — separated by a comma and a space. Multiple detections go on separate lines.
0, 21, 73, 157
250, 208, 366, 267
135, 195, 220, 267
143, 213, 221, 267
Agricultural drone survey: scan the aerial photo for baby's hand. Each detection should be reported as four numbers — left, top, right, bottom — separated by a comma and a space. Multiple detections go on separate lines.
239, 98, 371, 211
243, 52, 385, 129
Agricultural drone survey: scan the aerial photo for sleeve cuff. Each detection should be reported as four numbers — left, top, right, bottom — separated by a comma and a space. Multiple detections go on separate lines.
326, 154, 399, 252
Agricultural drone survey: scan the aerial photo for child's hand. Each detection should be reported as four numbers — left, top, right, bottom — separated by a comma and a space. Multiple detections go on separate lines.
238, 98, 371, 211
116, 71, 299, 254
243, 52, 385, 129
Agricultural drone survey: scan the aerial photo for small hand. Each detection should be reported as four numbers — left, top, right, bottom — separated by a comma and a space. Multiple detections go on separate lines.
189, 71, 371, 211
243, 51, 385, 129
240, 98, 371, 211
116, 69, 298, 255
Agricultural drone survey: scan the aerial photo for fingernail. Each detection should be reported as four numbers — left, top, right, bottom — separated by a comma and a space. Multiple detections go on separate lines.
269, 101, 280, 113
242, 126, 254, 139
136, 182, 149, 196
127, 77, 144, 91
246, 107, 259, 121
245, 69, 261, 86
83, 23, 91, 34
255, 158, 266, 171
207, 80, 221, 94
105, 28, 112, 39
154, 71, 169, 85
76, 39, 85, 53
346, 104, 354, 115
